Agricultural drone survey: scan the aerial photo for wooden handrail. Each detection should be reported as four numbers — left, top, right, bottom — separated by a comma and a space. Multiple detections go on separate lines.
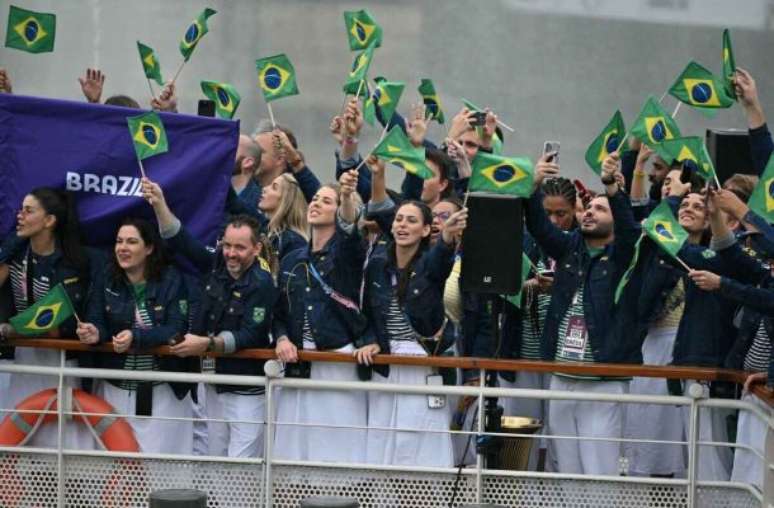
4, 338, 773, 406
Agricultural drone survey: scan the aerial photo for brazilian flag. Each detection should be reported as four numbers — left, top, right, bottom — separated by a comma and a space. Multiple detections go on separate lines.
419, 79, 445, 124
343, 9, 382, 51
652, 136, 716, 182
644, 201, 688, 260
669, 61, 734, 109
470, 152, 534, 197
137, 41, 164, 86
364, 78, 405, 126
614, 235, 644, 304
343, 42, 376, 95
461, 98, 503, 154
748, 155, 774, 223
5, 5, 55, 53
629, 96, 681, 145
722, 29, 737, 99
9, 283, 74, 336
201, 80, 241, 119
584, 110, 626, 175
256, 54, 299, 102
179, 7, 216, 62
372, 126, 433, 179
127, 112, 168, 160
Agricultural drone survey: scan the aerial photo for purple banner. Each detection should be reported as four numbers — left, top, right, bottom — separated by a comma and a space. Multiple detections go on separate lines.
0, 93, 237, 247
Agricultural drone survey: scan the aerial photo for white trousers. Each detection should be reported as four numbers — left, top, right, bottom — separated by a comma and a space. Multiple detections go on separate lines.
500, 371, 552, 471
192, 383, 209, 456
624, 327, 685, 476
682, 380, 733, 481
548, 375, 627, 475
8, 348, 94, 450
367, 365, 453, 467
204, 385, 265, 458
95, 381, 193, 455
274, 344, 367, 464
731, 392, 770, 490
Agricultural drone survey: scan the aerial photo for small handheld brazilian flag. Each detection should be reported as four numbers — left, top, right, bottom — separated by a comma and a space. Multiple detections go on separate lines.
470, 152, 534, 197
343, 42, 376, 95
201, 80, 241, 119
747, 155, 774, 223
669, 61, 734, 109
343, 9, 382, 51
256, 54, 299, 102
722, 29, 736, 99
5, 5, 56, 53
644, 201, 689, 261
364, 78, 405, 126
629, 96, 681, 145
614, 235, 644, 304
584, 110, 626, 175
179, 7, 216, 62
372, 126, 433, 179
652, 136, 717, 184
137, 41, 164, 86
9, 283, 74, 336
419, 79, 445, 124
127, 112, 168, 160
461, 98, 504, 154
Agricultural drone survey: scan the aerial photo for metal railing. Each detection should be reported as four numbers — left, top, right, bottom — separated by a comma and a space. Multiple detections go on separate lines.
0, 339, 772, 508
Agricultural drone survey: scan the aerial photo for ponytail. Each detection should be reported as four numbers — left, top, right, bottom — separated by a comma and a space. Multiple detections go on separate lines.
30, 188, 89, 276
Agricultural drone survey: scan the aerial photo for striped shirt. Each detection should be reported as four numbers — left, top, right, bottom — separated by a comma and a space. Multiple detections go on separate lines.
384, 291, 417, 343
744, 321, 771, 373
117, 283, 160, 391
520, 259, 549, 360
9, 252, 51, 311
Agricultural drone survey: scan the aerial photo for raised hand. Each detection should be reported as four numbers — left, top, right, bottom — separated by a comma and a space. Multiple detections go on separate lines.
78, 68, 105, 103
151, 82, 178, 112
0, 68, 12, 94
406, 103, 428, 147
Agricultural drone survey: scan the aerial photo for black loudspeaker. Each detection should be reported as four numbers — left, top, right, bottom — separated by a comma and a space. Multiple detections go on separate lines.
460, 193, 523, 294
705, 128, 755, 184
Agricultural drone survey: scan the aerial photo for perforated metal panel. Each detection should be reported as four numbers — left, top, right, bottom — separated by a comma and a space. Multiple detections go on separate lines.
0, 452, 761, 507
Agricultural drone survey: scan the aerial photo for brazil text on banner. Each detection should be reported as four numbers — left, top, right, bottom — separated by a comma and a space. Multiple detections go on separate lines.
0, 94, 238, 247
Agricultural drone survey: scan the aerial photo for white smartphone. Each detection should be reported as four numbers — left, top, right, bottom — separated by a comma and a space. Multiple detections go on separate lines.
543, 140, 560, 164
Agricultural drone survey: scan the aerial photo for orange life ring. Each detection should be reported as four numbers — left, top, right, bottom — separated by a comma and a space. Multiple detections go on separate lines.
0, 388, 139, 451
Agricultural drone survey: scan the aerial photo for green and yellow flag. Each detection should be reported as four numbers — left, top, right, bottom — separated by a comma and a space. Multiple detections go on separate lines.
364, 78, 405, 126
419, 79, 445, 124
669, 61, 734, 109
9, 283, 74, 336
722, 28, 736, 99
461, 98, 504, 154
748, 155, 774, 223
643, 200, 688, 260
137, 41, 163, 86
614, 235, 644, 304
5, 5, 55, 53
343, 9, 382, 51
652, 136, 716, 182
256, 54, 299, 102
127, 112, 168, 160
470, 152, 533, 197
584, 110, 626, 175
372, 126, 433, 179
201, 80, 240, 119
343, 42, 375, 95
179, 7, 216, 62
630, 96, 681, 145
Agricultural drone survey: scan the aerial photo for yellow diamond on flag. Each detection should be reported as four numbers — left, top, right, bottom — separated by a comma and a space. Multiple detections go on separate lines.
14, 17, 47, 46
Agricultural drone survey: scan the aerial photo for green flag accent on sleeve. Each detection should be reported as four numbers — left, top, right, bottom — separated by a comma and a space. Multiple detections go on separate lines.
652, 136, 716, 183
5, 5, 55, 53
643, 201, 689, 261
469, 152, 533, 197
179, 7, 216, 62
372, 127, 433, 179
584, 110, 626, 175
722, 28, 737, 99
668, 61, 734, 110
343, 9, 382, 51
256, 54, 299, 102
614, 235, 644, 304
9, 283, 74, 336
343, 42, 376, 95
629, 96, 682, 145
137, 41, 164, 86
200, 80, 241, 119
127, 111, 168, 160
748, 155, 774, 223
364, 79, 405, 126
418, 79, 445, 124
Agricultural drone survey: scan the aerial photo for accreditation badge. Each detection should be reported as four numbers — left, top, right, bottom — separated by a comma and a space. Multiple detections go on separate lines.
561, 316, 588, 360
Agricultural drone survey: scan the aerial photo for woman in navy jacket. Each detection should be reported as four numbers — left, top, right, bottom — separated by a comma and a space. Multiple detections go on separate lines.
77, 218, 192, 454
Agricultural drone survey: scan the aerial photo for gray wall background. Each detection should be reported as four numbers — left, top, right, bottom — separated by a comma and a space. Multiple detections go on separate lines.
2, 0, 773, 190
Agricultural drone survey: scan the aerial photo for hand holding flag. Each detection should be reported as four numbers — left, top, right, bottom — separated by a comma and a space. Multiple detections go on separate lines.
9, 284, 77, 336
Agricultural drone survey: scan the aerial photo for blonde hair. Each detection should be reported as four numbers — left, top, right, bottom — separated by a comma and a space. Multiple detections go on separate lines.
268, 173, 308, 242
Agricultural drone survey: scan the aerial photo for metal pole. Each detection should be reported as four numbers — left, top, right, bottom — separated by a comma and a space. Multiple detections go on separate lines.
56, 349, 66, 508
764, 413, 774, 506
686, 383, 703, 508
264, 378, 274, 508
476, 368, 485, 503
